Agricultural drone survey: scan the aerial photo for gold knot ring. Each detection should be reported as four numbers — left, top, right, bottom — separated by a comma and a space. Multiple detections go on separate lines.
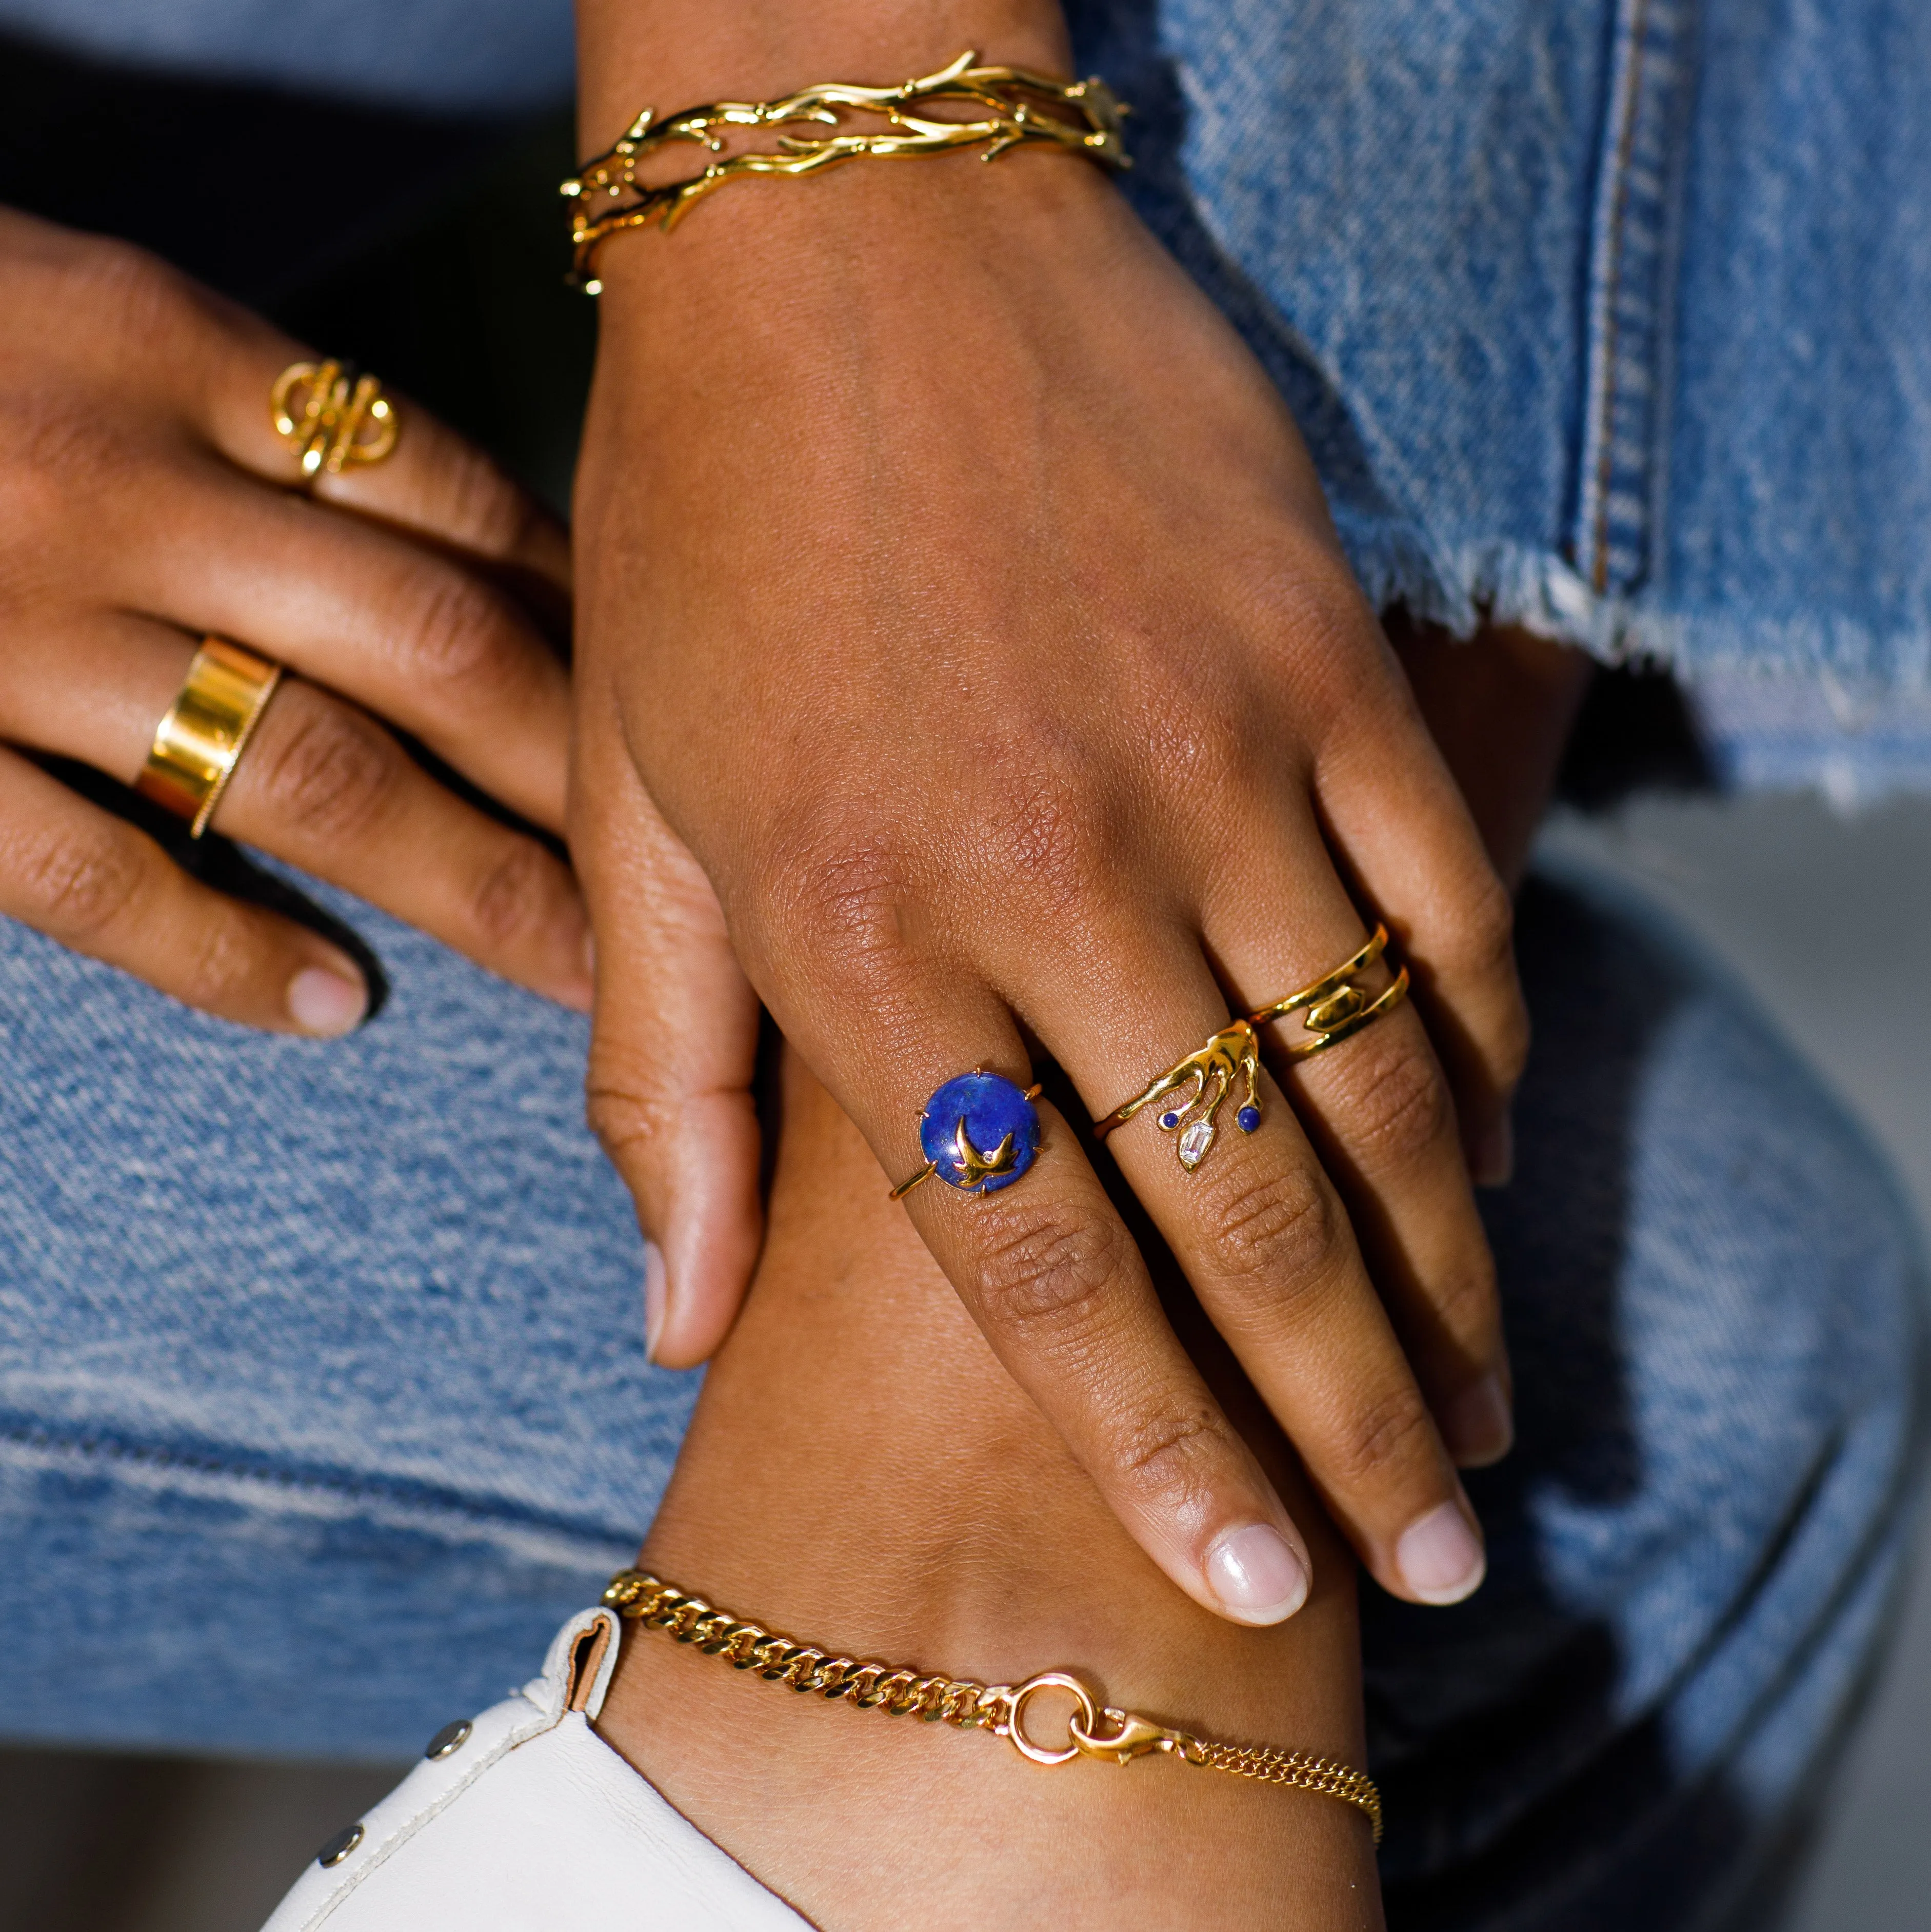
135, 637, 283, 838
271, 359, 400, 479
1093, 925, 1410, 1173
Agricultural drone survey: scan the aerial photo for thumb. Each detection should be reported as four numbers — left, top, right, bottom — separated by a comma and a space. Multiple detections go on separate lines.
577, 735, 763, 1366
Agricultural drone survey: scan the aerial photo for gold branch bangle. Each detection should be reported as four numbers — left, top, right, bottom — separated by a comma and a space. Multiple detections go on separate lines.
604, 1569, 1382, 1842
562, 50, 1130, 290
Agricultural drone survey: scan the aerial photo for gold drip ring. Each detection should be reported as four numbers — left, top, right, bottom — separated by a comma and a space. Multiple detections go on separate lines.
1093, 925, 1410, 1174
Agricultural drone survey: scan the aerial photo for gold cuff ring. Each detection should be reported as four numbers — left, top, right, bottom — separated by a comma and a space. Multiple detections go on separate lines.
271, 359, 400, 479
1094, 924, 1411, 1173
134, 637, 284, 839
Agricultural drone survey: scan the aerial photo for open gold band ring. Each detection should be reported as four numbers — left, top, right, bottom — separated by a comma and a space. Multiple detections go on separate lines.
270, 359, 400, 480
134, 637, 283, 839
1093, 924, 1410, 1174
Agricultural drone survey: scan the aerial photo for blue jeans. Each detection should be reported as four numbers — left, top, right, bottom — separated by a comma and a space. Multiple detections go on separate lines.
9, 0, 1925, 799
0, 857, 1920, 1930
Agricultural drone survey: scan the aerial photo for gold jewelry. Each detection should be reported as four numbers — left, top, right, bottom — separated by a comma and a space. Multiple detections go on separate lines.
605, 1569, 1382, 1842
890, 1070, 1044, 1200
271, 360, 400, 479
1094, 925, 1411, 1173
134, 637, 283, 838
562, 50, 1130, 291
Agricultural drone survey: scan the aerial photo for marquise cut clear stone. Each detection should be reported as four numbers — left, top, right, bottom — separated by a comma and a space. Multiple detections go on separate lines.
1178, 1118, 1217, 1170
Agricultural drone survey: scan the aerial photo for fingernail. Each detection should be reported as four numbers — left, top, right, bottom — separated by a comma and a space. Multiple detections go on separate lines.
287, 965, 366, 1036
1396, 1501, 1486, 1605
1441, 1371, 1514, 1468
1204, 1523, 1310, 1624
1471, 1114, 1514, 1188
643, 1239, 667, 1362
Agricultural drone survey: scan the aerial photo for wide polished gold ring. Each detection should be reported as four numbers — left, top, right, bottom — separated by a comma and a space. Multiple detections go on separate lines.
1093, 924, 1411, 1174
134, 637, 283, 838
270, 359, 400, 479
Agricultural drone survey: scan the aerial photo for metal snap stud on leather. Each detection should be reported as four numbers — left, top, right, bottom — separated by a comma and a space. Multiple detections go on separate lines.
317, 1822, 365, 1868
424, 1718, 472, 1760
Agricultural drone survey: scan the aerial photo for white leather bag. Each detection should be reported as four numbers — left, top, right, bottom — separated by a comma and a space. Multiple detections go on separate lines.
260, 1605, 811, 1931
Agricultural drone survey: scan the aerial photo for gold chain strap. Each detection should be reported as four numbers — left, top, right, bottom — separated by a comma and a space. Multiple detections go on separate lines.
562, 50, 1130, 289
604, 1570, 1382, 1843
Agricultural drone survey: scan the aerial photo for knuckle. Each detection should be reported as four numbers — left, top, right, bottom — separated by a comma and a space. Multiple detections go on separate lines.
987, 776, 1108, 907
1446, 871, 1518, 984
395, 569, 522, 698
1327, 1381, 1437, 1492
14, 820, 147, 939
1489, 983, 1532, 1091
0, 395, 116, 550
439, 448, 548, 561
585, 1078, 679, 1170
1334, 1031, 1457, 1169
251, 699, 401, 843
760, 825, 912, 985
174, 907, 262, 1008
1205, 1158, 1342, 1295
1428, 1250, 1502, 1344
61, 234, 188, 336
968, 1204, 1131, 1341
465, 839, 562, 952
1112, 1402, 1235, 1507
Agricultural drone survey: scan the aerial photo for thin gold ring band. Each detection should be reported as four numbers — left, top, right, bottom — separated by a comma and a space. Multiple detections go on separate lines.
1093, 924, 1411, 1173
134, 636, 284, 839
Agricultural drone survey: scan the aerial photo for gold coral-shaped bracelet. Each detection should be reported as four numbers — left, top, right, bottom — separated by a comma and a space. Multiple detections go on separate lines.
562, 50, 1130, 290
605, 1569, 1383, 1842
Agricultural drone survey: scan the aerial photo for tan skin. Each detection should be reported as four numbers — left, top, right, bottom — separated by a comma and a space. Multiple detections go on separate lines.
570, 0, 1573, 1628
592, 634, 1584, 1926
0, 207, 593, 1030
600, 1049, 1384, 1930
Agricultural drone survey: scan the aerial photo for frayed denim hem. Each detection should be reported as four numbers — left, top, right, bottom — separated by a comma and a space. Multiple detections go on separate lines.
1339, 512, 1931, 693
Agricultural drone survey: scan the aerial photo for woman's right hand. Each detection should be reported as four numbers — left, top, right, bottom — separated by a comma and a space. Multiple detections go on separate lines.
0, 206, 593, 1032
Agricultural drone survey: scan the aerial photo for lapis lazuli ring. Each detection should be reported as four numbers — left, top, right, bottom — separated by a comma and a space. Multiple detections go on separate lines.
1093, 925, 1410, 1174
890, 1070, 1045, 1201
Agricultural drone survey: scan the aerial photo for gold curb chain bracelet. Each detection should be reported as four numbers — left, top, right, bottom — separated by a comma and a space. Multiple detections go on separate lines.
605, 1570, 1382, 1843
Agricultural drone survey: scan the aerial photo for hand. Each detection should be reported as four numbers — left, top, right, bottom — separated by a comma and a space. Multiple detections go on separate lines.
0, 207, 592, 1031
573, 70, 1526, 1620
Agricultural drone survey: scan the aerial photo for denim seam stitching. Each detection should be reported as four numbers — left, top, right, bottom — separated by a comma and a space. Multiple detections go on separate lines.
1588, 0, 1651, 593
0, 1414, 629, 1546
1572, 0, 1693, 599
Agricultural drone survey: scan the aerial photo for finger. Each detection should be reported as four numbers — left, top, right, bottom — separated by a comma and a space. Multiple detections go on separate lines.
0, 742, 366, 1034
193, 312, 571, 601
1201, 823, 1513, 1469
120, 459, 571, 833
1316, 654, 1530, 1188
574, 719, 765, 1367
1024, 924, 1486, 1608
7, 614, 592, 1009
749, 908, 1318, 1626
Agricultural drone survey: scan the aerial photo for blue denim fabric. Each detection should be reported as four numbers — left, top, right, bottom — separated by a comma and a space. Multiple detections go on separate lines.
0, 860, 1921, 1932
1063, 0, 1931, 691
13, 0, 1924, 787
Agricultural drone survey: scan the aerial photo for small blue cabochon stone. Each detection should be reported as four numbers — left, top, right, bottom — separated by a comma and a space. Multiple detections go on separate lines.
1237, 1106, 1262, 1133
1159, 1111, 1181, 1129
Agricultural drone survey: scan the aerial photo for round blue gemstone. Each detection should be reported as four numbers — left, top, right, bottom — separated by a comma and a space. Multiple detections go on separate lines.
920, 1072, 1041, 1193
1158, 1110, 1182, 1130
1236, 1105, 1262, 1134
